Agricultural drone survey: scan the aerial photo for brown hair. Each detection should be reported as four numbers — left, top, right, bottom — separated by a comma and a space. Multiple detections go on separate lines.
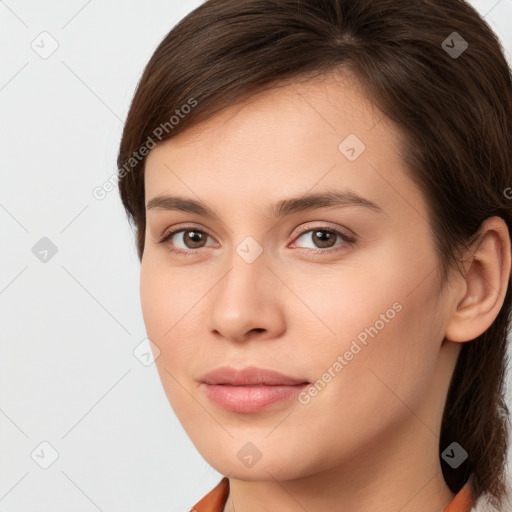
117, 0, 512, 508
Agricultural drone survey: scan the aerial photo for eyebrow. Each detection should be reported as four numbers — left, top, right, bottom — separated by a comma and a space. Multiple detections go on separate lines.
146, 189, 384, 218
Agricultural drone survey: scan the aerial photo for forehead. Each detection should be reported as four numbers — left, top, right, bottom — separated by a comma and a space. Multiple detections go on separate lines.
143, 72, 425, 223
148, 71, 383, 155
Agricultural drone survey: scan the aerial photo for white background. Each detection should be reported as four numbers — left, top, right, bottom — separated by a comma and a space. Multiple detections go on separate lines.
1, 1, 511, 511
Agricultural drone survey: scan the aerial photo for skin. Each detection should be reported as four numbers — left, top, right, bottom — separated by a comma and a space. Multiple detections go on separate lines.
140, 71, 511, 512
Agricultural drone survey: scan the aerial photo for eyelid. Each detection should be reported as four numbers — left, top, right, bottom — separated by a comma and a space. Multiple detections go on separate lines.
295, 220, 355, 237
292, 222, 355, 240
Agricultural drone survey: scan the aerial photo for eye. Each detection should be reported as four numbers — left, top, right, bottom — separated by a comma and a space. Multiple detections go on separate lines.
158, 223, 356, 257
158, 226, 215, 256
290, 225, 356, 254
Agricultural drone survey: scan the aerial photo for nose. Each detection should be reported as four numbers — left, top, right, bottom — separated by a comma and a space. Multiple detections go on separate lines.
205, 249, 286, 344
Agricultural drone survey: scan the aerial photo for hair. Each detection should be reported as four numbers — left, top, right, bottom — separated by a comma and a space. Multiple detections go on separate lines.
117, 0, 512, 508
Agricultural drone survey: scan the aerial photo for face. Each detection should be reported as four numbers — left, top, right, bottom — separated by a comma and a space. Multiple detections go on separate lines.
141, 72, 457, 481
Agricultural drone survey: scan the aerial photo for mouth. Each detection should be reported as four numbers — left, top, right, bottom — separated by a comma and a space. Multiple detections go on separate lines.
199, 365, 309, 413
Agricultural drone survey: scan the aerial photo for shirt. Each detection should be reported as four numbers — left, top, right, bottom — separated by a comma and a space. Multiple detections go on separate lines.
191, 476, 474, 512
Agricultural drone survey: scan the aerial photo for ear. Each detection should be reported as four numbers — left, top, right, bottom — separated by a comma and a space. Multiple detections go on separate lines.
444, 216, 511, 343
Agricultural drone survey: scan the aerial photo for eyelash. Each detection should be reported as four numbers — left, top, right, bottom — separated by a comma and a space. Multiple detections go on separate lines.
158, 224, 356, 257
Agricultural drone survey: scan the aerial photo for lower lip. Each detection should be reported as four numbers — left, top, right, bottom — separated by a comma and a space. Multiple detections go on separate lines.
200, 383, 308, 413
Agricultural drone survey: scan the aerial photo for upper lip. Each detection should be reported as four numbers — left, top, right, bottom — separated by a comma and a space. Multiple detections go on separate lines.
200, 365, 309, 386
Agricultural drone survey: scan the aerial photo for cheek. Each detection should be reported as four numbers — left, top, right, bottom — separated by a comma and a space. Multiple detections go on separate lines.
139, 255, 196, 364
139, 255, 204, 415
297, 246, 442, 415
140, 258, 168, 340
275, 292, 441, 475
308, 277, 441, 435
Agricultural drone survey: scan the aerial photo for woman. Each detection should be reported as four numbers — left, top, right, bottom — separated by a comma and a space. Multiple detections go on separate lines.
117, 0, 512, 510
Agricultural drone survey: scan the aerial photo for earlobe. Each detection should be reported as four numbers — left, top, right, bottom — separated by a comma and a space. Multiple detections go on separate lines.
444, 217, 511, 343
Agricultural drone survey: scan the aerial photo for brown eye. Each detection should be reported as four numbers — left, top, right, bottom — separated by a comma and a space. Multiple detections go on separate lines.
180, 230, 207, 249
292, 227, 354, 252
310, 230, 337, 249
159, 227, 214, 255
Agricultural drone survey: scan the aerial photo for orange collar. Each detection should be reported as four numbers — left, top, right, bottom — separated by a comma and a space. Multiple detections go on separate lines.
192, 476, 473, 512
444, 478, 473, 512
192, 477, 229, 511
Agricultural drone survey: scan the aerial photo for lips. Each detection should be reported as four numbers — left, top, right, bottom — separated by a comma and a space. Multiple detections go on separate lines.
199, 366, 310, 413
200, 365, 309, 386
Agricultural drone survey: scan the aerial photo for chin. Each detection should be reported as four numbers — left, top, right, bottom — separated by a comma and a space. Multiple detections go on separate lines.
195, 439, 319, 482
